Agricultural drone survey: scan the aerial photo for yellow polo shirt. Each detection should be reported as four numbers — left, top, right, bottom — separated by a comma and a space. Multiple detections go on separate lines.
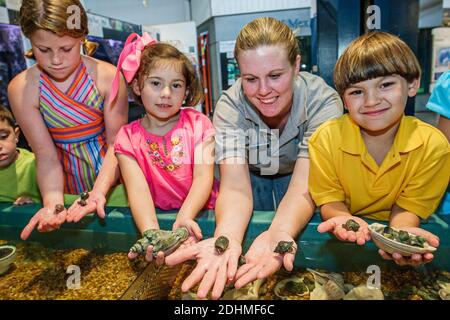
308, 114, 450, 221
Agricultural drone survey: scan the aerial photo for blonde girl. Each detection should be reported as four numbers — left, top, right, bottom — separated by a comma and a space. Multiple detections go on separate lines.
8, 0, 128, 240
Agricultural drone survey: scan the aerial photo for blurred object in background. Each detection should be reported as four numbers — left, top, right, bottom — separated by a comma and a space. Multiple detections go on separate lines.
0, 24, 26, 108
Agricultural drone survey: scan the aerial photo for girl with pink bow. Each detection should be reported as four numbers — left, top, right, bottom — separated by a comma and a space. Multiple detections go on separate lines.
111, 33, 219, 263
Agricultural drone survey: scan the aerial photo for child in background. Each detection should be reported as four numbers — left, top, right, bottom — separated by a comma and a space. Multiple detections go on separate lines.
0, 105, 127, 209
111, 34, 219, 263
308, 32, 450, 267
0, 106, 40, 205
426, 70, 450, 215
8, 0, 129, 240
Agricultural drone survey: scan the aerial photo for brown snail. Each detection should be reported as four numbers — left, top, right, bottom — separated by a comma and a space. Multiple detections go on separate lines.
274, 241, 295, 254
342, 219, 360, 232
54, 204, 65, 214
215, 236, 229, 255
78, 191, 89, 206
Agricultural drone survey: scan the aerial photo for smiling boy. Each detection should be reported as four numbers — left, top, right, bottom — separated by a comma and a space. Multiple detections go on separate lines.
308, 32, 450, 267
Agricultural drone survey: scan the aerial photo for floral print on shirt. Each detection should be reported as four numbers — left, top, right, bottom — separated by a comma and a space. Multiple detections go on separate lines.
146, 135, 184, 171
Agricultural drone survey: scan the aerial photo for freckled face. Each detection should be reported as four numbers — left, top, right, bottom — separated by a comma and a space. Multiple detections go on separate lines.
30, 29, 83, 81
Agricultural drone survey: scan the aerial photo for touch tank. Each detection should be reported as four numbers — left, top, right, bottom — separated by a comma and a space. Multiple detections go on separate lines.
0, 203, 449, 300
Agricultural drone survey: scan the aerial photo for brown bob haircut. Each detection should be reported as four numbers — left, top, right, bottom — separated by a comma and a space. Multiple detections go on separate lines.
334, 32, 421, 95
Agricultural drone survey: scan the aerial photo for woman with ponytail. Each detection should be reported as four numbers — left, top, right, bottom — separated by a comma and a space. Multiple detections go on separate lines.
7, 0, 129, 240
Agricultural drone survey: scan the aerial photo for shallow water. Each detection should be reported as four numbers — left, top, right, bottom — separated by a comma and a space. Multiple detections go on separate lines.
1, 240, 448, 300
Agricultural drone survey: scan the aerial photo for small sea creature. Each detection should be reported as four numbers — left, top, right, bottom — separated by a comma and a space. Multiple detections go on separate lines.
238, 255, 246, 266
382, 226, 394, 239
142, 229, 167, 242
274, 241, 295, 254
129, 228, 188, 257
13, 196, 34, 206
285, 281, 307, 295
129, 237, 152, 255
54, 204, 65, 214
215, 236, 229, 255
274, 276, 311, 299
397, 230, 410, 243
151, 227, 189, 258
128, 228, 164, 254
342, 219, 360, 232
407, 236, 426, 248
369, 223, 436, 255
78, 191, 89, 206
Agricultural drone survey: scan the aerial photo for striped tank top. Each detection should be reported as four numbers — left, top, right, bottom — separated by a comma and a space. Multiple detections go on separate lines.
39, 61, 107, 194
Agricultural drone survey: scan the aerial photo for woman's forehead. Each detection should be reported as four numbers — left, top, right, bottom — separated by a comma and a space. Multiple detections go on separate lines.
239, 44, 287, 57
238, 46, 290, 73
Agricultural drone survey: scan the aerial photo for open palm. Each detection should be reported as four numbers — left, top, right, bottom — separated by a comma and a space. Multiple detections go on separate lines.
66, 190, 106, 223
317, 216, 370, 245
234, 230, 296, 289
165, 237, 242, 300
378, 226, 439, 267
21, 206, 66, 240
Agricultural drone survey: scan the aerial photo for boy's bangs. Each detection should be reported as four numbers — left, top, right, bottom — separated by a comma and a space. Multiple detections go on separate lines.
346, 54, 404, 87
334, 32, 421, 94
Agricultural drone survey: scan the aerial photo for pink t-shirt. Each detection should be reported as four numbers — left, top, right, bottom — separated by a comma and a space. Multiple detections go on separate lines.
114, 108, 218, 210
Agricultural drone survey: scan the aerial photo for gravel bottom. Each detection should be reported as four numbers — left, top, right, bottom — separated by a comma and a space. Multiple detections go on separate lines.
1, 240, 449, 300
0, 240, 146, 300
169, 263, 450, 300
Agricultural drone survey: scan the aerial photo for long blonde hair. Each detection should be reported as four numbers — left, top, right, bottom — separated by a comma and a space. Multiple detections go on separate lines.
19, 0, 98, 59
234, 17, 300, 66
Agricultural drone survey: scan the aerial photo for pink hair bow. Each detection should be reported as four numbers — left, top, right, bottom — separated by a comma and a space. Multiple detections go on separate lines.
109, 32, 157, 104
